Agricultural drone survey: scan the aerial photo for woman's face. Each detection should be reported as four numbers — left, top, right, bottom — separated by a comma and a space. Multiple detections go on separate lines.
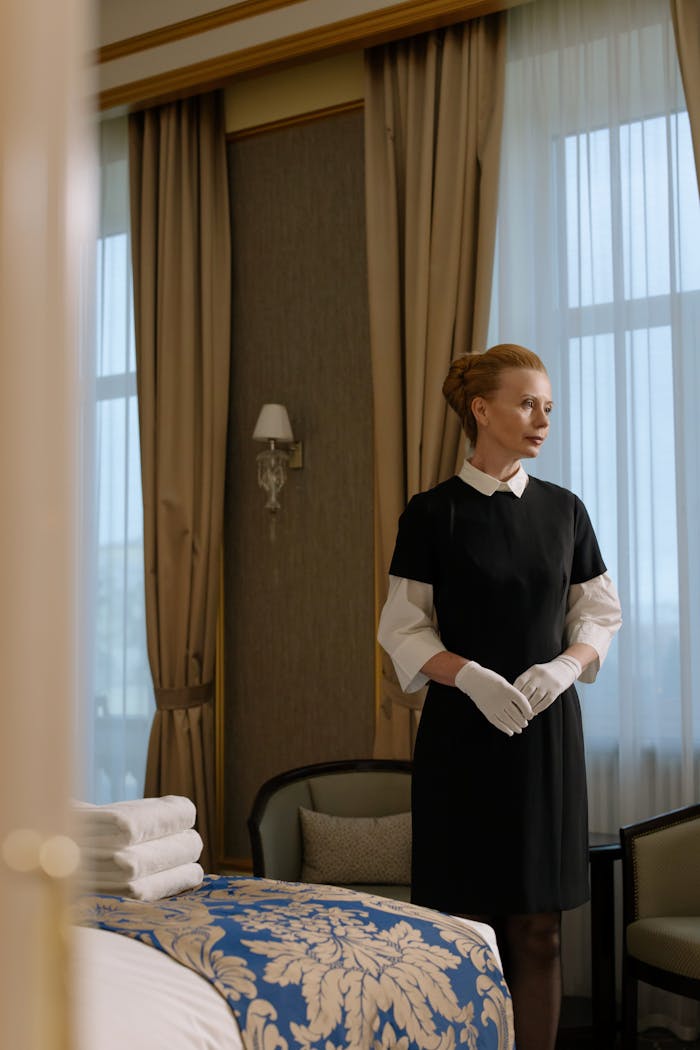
472, 368, 553, 460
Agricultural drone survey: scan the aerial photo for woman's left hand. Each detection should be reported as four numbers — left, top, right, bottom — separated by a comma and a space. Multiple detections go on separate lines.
513, 654, 582, 715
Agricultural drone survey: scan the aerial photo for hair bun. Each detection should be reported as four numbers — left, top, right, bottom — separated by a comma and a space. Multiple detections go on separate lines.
442, 344, 547, 444
442, 354, 480, 420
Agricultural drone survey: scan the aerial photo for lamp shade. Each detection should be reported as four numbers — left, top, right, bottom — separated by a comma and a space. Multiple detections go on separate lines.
252, 403, 294, 442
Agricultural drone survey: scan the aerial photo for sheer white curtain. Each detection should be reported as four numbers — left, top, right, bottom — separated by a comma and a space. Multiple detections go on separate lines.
83, 116, 153, 803
489, 0, 700, 1032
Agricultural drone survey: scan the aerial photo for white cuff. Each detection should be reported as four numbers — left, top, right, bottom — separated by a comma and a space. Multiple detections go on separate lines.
387, 633, 447, 693
565, 622, 612, 683
565, 573, 622, 683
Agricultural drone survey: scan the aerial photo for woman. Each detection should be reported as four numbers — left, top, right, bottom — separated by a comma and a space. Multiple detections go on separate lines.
378, 344, 621, 1050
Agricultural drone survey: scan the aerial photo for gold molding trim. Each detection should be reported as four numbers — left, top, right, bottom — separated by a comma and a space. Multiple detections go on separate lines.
98, 0, 307, 65
99, 0, 524, 111
214, 550, 256, 872
227, 98, 363, 140
215, 548, 228, 870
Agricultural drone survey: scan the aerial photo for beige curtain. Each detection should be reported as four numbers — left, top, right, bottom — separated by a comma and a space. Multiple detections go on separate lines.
365, 16, 506, 758
671, 0, 700, 186
129, 92, 231, 871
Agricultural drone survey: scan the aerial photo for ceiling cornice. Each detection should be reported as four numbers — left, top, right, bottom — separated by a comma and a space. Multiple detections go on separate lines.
97, 0, 307, 65
98, 0, 525, 112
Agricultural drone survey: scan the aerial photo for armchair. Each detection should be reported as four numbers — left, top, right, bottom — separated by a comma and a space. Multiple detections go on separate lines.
248, 759, 412, 902
620, 802, 700, 1049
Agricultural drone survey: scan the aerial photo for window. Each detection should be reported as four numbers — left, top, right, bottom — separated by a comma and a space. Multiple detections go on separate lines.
87, 117, 153, 803
561, 111, 700, 748
489, 0, 700, 825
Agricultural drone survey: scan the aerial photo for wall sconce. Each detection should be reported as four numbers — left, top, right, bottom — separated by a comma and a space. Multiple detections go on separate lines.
252, 403, 303, 515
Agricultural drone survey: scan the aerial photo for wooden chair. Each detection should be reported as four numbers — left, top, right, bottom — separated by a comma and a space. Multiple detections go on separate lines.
248, 758, 412, 901
620, 803, 700, 1049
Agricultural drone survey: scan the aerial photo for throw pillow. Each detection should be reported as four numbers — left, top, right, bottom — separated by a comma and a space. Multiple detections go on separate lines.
299, 807, 411, 886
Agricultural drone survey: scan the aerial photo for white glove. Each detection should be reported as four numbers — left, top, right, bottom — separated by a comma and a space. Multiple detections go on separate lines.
513, 654, 582, 715
454, 661, 533, 736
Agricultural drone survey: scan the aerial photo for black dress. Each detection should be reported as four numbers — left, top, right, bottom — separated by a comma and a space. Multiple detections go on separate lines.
388, 474, 607, 915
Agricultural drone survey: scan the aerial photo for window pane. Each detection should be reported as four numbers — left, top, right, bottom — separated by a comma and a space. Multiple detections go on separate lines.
94, 394, 152, 801
97, 395, 143, 548
625, 326, 678, 619
568, 333, 618, 577
672, 112, 700, 293
621, 116, 670, 299
96, 233, 131, 378
568, 335, 619, 743
565, 129, 614, 307
623, 327, 681, 744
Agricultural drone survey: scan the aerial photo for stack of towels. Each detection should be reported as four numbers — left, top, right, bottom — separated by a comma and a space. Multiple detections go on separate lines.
73, 795, 204, 902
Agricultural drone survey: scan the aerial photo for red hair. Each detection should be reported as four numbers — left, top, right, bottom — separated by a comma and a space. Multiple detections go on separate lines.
442, 344, 548, 444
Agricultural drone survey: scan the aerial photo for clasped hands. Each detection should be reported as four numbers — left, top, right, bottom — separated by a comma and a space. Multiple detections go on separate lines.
454, 654, 582, 736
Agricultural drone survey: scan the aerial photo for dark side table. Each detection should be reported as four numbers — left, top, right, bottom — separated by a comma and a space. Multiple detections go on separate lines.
588, 832, 622, 1049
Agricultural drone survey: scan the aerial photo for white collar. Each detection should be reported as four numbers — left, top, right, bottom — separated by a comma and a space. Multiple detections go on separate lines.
457, 458, 529, 497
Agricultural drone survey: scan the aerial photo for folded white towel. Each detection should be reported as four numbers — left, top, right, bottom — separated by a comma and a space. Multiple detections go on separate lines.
76, 862, 204, 902
80, 829, 203, 881
73, 796, 196, 849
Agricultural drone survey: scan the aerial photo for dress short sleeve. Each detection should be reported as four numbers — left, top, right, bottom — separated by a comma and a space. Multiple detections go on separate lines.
388, 494, 436, 585
571, 496, 607, 585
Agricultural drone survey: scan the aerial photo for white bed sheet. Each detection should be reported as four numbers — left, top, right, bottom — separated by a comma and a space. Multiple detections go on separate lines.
74, 915, 502, 1050
74, 926, 243, 1050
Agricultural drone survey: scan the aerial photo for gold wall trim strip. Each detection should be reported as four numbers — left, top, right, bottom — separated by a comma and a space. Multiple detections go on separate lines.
215, 549, 227, 869
99, 0, 523, 111
98, 0, 307, 65
214, 547, 255, 874
227, 98, 363, 139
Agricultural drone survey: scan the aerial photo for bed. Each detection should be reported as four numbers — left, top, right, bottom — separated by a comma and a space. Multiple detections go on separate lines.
74, 874, 514, 1050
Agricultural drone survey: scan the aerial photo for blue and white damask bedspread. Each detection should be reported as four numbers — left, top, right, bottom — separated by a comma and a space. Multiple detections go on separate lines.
74, 875, 514, 1050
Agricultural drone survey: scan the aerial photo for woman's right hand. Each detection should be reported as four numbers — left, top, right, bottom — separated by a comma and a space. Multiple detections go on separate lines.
454, 661, 533, 736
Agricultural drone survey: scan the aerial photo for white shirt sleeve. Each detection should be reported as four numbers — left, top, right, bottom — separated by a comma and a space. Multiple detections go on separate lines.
379, 570, 622, 691
377, 575, 446, 693
565, 571, 622, 683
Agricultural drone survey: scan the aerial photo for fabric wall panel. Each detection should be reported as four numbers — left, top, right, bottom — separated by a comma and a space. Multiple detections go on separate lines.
222, 108, 374, 861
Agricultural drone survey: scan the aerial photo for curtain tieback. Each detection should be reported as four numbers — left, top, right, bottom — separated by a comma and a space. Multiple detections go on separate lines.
154, 682, 213, 710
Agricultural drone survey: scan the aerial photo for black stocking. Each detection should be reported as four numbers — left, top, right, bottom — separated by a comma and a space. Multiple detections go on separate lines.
499, 911, 562, 1050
